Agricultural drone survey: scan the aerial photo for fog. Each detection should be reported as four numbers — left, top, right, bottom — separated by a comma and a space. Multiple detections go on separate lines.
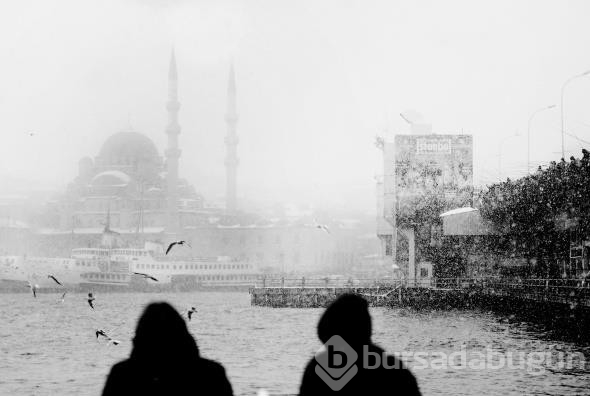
1, 0, 590, 212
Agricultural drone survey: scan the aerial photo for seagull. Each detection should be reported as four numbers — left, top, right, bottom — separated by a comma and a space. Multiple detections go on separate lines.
312, 219, 330, 234
87, 292, 95, 309
27, 281, 38, 298
96, 329, 120, 345
59, 292, 67, 303
165, 240, 191, 255
48, 275, 63, 286
187, 307, 197, 321
133, 272, 159, 282
316, 224, 330, 234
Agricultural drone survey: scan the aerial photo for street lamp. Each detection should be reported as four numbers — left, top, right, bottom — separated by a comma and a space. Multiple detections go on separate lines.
527, 104, 556, 174
498, 132, 520, 180
561, 69, 590, 159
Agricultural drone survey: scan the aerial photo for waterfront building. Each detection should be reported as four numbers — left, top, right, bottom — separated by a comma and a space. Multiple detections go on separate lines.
377, 125, 474, 281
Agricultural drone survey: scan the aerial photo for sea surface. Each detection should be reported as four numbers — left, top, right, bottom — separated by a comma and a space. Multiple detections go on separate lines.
1, 291, 589, 395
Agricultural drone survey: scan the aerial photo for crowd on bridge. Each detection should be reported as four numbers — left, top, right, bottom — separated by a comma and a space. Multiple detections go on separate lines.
480, 149, 590, 278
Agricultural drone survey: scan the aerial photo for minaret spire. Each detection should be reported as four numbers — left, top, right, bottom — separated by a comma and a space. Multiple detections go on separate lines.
165, 49, 181, 232
225, 61, 239, 212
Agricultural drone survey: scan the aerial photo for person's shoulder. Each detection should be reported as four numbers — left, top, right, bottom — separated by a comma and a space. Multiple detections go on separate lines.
198, 357, 227, 373
299, 356, 325, 396
102, 360, 135, 396
196, 357, 232, 383
365, 345, 420, 393
195, 357, 234, 395
108, 359, 133, 375
379, 352, 421, 395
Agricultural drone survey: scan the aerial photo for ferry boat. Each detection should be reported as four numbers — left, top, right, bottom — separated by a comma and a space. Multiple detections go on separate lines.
0, 227, 258, 290
0, 246, 258, 290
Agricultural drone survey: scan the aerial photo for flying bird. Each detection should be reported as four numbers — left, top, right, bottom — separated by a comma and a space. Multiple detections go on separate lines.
312, 219, 331, 234
133, 272, 159, 282
96, 329, 120, 345
316, 224, 330, 234
187, 307, 197, 321
165, 240, 191, 255
48, 275, 63, 286
27, 281, 38, 298
87, 292, 95, 309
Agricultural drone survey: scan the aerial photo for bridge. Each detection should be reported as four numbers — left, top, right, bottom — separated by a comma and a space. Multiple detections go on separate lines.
249, 277, 590, 310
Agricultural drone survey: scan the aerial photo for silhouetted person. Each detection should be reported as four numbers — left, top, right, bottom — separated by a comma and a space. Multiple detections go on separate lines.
299, 294, 421, 396
102, 302, 233, 396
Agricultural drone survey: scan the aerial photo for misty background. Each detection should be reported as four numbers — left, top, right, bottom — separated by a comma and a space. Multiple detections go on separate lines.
2, 0, 590, 213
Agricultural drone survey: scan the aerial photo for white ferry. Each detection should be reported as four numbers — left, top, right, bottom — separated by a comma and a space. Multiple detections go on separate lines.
0, 254, 103, 288
0, 241, 258, 290
72, 245, 258, 288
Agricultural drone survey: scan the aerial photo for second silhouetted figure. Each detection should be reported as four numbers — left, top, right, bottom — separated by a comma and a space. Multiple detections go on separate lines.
299, 293, 421, 395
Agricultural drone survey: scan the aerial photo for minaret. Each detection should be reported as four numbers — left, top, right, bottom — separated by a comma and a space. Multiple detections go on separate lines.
225, 62, 239, 212
165, 49, 181, 232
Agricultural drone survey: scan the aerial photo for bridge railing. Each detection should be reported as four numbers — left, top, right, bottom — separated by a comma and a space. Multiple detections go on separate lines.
253, 276, 401, 289
252, 276, 590, 290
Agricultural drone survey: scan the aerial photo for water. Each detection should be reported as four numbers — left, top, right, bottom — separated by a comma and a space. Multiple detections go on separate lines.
1, 291, 589, 395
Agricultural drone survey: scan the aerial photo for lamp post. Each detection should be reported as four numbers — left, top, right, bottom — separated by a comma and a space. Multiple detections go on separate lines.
527, 104, 556, 174
498, 132, 520, 180
561, 69, 590, 159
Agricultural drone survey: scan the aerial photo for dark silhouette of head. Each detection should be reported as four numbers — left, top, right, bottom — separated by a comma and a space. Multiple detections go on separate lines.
317, 294, 372, 348
131, 302, 199, 369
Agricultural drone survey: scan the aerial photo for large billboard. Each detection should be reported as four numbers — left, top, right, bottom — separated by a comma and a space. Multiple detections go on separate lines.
383, 134, 473, 220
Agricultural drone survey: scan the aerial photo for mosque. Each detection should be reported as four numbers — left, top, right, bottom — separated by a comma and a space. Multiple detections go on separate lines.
58, 51, 231, 232
0, 51, 379, 275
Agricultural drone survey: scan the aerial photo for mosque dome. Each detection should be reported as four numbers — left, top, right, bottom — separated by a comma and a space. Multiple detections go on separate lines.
91, 170, 131, 186
97, 131, 160, 167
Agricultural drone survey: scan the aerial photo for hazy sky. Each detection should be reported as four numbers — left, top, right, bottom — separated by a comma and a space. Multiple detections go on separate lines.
2, 0, 590, 212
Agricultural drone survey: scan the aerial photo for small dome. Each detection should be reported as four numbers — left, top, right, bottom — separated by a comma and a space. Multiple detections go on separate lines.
97, 131, 160, 167
91, 170, 131, 186
78, 156, 94, 179
79, 156, 93, 167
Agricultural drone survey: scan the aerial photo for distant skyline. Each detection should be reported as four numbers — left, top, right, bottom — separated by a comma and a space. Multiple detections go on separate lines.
1, 0, 590, 214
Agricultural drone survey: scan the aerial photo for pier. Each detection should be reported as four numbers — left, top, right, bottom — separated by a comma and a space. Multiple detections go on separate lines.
249, 277, 590, 311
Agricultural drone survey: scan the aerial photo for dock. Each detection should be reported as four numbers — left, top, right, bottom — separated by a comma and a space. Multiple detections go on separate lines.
249, 277, 590, 311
